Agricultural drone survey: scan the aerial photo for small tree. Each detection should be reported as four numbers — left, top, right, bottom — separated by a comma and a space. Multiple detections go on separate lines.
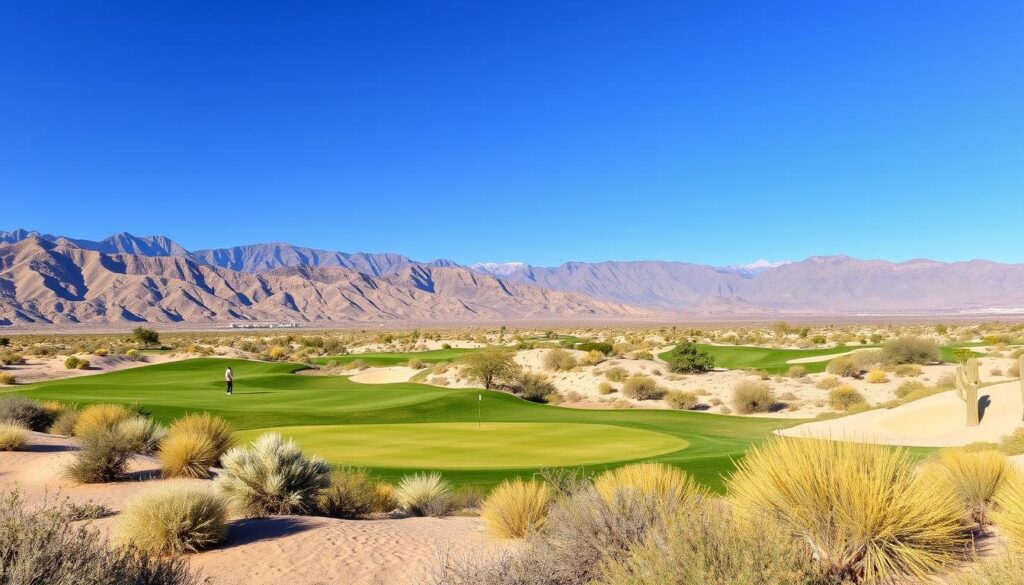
459, 346, 520, 389
664, 342, 714, 374
0, 337, 9, 347
132, 327, 159, 347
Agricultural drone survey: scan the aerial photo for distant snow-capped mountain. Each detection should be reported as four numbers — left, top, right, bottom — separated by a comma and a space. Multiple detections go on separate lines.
470, 262, 528, 276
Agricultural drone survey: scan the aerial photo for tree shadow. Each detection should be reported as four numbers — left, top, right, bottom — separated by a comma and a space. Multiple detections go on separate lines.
978, 395, 992, 423
223, 517, 318, 547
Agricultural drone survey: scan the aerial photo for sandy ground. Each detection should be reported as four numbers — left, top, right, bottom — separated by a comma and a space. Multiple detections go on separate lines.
349, 366, 419, 384
0, 432, 504, 585
780, 380, 1024, 446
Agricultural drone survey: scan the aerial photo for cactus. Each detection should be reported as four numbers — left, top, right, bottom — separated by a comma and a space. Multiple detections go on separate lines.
955, 358, 981, 427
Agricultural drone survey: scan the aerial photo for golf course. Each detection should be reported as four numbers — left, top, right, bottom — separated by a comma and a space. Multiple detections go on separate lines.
14, 357, 794, 491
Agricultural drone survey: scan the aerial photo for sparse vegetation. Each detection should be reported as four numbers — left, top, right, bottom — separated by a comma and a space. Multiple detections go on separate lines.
73, 403, 134, 437
922, 448, 1014, 525
480, 478, 552, 538
828, 385, 867, 411
664, 390, 699, 410
395, 472, 453, 517
881, 336, 941, 365
826, 355, 859, 377
0, 423, 29, 450
663, 341, 715, 374
543, 348, 577, 371
316, 467, 391, 519
731, 380, 775, 414
865, 368, 889, 383
116, 485, 227, 555
620, 374, 664, 400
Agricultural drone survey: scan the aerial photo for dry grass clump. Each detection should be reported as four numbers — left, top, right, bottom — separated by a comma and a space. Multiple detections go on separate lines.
992, 471, 1024, 547
66, 427, 137, 483
116, 416, 168, 455
785, 365, 807, 378
316, 467, 395, 519
0, 423, 29, 450
73, 403, 134, 437
999, 427, 1024, 455
48, 408, 79, 436
826, 356, 860, 377
480, 478, 552, 538
215, 433, 330, 517
664, 390, 699, 410
0, 490, 197, 585
159, 432, 219, 479
865, 368, 889, 384
543, 348, 577, 371
597, 381, 616, 395
728, 437, 969, 584
921, 448, 1016, 525
621, 374, 665, 400
604, 366, 628, 382
828, 385, 867, 411
893, 364, 923, 377
594, 462, 703, 507
881, 336, 941, 365
950, 555, 1024, 585
170, 413, 235, 457
816, 376, 841, 390
731, 380, 775, 414
395, 472, 453, 517
0, 395, 52, 431
0, 373, 15, 385
116, 485, 227, 555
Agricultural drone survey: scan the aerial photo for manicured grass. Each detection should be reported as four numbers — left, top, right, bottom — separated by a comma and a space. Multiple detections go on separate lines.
15, 358, 797, 491
311, 348, 476, 367
237, 422, 689, 469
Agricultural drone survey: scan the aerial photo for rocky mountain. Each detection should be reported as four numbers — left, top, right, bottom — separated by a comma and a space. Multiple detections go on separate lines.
192, 243, 418, 276
0, 237, 639, 325
0, 229, 189, 257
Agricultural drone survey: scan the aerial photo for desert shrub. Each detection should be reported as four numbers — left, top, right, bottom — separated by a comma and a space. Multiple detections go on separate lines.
94, 347, 110, 357
950, 554, 1024, 585
116, 416, 168, 455
459, 346, 520, 389
595, 501, 817, 585
620, 374, 664, 400
612, 342, 635, 356
64, 356, 90, 370
66, 427, 136, 483
991, 367, 1004, 376
48, 408, 79, 436
852, 349, 884, 371
826, 356, 859, 377
0, 351, 24, 366
451, 486, 485, 511
1011, 362, 1021, 377
865, 368, 889, 384
999, 427, 1024, 455
816, 376, 840, 390
407, 357, 424, 369
217, 433, 329, 517
0, 395, 52, 431
480, 479, 552, 538
786, 365, 807, 378
169, 412, 235, 458
728, 437, 969, 584
604, 366, 628, 382
893, 363, 923, 377
664, 390, 699, 410
315, 467, 382, 519
580, 350, 605, 366
372, 482, 398, 513
882, 336, 941, 365
631, 350, 654, 361
132, 326, 160, 347
731, 380, 775, 414
543, 348, 577, 371
921, 448, 1014, 525
0, 373, 14, 385
117, 485, 227, 555
663, 342, 714, 374
828, 385, 867, 411
514, 372, 557, 403
993, 471, 1024, 547
894, 380, 927, 399
395, 472, 453, 517
73, 403, 134, 437
594, 463, 703, 507
576, 341, 613, 355
0, 490, 198, 585
597, 381, 616, 395
0, 423, 29, 450
159, 432, 218, 479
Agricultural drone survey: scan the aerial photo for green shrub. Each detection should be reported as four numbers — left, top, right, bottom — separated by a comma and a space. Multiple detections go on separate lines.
0, 490, 197, 585
395, 472, 453, 517
728, 437, 969, 583
882, 336, 941, 365
116, 485, 227, 555
826, 356, 859, 377
66, 427, 136, 483
621, 374, 665, 400
459, 346, 520, 389
663, 342, 714, 374
481, 479, 552, 539
316, 468, 382, 519
664, 390, 699, 410
828, 385, 867, 411
132, 327, 160, 347
575, 341, 613, 355
543, 348, 577, 371
604, 366, 628, 382
0, 395, 52, 431
215, 433, 331, 517
0, 423, 29, 450
731, 380, 775, 414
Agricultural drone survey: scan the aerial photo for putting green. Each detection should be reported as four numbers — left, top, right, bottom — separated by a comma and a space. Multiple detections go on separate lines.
236, 422, 689, 469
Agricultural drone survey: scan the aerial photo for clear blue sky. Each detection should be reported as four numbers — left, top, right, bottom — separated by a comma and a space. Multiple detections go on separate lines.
1, 1, 1021, 266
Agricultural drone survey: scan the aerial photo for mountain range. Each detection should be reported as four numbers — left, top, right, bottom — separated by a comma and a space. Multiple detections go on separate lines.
2, 229, 1023, 326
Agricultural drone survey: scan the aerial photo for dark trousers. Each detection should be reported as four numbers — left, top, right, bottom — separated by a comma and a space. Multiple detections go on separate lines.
226, 380, 233, 394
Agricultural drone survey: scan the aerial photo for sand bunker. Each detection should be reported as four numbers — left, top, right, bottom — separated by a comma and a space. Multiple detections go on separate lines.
785, 350, 857, 365
0, 432, 504, 585
780, 380, 1024, 447
349, 366, 419, 384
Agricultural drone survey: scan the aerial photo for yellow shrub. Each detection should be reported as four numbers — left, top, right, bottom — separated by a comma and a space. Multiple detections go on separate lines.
728, 437, 969, 583
993, 471, 1024, 547
0, 423, 29, 450
116, 485, 227, 554
158, 431, 218, 478
594, 462, 702, 506
480, 479, 552, 539
169, 413, 235, 458
921, 448, 1015, 525
73, 403, 134, 437
866, 369, 889, 384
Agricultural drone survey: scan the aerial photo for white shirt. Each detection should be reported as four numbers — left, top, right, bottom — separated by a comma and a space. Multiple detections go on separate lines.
225, 369, 233, 382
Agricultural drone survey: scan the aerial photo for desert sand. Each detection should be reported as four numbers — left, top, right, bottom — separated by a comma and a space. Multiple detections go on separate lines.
349, 366, 419, 384
780, 379, 1024, 446
0, 432, 504, 585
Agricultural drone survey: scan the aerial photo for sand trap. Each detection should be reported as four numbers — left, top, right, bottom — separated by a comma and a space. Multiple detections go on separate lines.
349, 366, 419, 384
780, 380, 1024, 447
785, 350, 857, 365
0, 432, 504, 585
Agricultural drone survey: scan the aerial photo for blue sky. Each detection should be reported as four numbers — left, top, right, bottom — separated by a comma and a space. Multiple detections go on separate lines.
1, 1, 1021, 267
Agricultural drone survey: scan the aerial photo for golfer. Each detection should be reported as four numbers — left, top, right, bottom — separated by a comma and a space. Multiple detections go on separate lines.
225, 366, 233, 395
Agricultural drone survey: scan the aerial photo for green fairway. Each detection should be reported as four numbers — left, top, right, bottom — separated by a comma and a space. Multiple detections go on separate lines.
15, 358, 799, 491
311, 348, 476, 367
237, 422, 688, 469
